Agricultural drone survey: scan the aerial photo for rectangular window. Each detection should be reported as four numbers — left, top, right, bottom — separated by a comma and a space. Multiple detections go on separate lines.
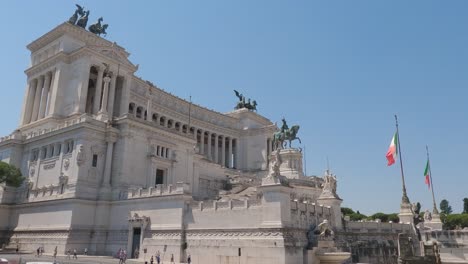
92, 154, 98, 167
155, 169, 164, 185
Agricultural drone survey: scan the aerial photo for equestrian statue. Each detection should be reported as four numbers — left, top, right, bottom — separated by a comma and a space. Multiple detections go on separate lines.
272, 118, 301, 149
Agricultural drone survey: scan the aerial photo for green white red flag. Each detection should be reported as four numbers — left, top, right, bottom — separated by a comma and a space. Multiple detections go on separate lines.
386, 132, 398, 166
424, 160, 431, 188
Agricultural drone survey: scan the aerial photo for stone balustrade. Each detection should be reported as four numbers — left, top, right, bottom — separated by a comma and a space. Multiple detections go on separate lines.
290, 200, 332, 216
23, 184, 71, 203
343, 220, 412, 233
24, 115, 89, 141
126, 182, 191, 199
191, 198, 262, 211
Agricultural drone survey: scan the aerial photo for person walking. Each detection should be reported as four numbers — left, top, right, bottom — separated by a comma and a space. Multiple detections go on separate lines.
84, 247, 88, 255
170, 253, 174, 264
36, 247, 40, 257
156, 252, 160, 264
150, 255, 154, 264
122, 249, 127, 264
187, 254, 191, 264
73, 248, 78, 259
53, 246, 57, 259
66, 249, 71, 259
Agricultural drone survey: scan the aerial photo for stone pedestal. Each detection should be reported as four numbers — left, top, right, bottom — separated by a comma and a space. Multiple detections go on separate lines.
399, 201, 415, 224
315, 252, 351, 264
424, 213, 443, 230
277, 148, 304, 179
317, 171, 343, 230
258, 184, 292, 228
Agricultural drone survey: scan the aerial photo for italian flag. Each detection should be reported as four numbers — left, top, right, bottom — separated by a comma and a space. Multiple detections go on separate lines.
386, 132, 398, 166
424, 160, 431, 188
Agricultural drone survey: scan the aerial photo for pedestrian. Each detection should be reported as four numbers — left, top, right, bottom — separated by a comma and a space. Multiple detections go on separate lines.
15, 244, 19, 254
118, 249, 123, 264
122, 249, 127, 264
84, 247, 88, 255
36, 247, 40, 257
150, 255, 154, 264
187, 254, 191, 264
53, 246, 57, 259
170, 253, 174, 264
156, 253, 160, 264
134, 247, 139, 259
40, 246, 44, 256
66, 249, 71, 259
73, 248, 78, 259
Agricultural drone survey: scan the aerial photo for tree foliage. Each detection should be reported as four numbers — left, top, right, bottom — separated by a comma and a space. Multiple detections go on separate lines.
443, 214, 468, 230
341, 207, 355, 215
463, 198, 468, 214
0, 161, 24, 187
440, 199, 453, 215
368, 212, 399, 223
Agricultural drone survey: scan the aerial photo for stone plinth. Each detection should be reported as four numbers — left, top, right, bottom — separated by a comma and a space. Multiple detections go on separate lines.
258, 184, 292, 228
399, 202, 415, 224
277, 148, 304, 179
424, 213, 443, 230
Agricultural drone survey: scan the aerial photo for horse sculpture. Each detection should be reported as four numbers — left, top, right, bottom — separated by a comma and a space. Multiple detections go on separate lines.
273, 125, 301, 149
68, 4, 84, 25
89, 17, 109, 36
76, 10, 90, 28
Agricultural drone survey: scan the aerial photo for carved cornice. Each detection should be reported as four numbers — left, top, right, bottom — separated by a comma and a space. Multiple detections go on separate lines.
27, 22, 128, 56
25, 52, 68, 78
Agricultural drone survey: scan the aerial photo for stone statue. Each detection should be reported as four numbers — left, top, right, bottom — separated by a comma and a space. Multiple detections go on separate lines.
270, 150, 282, 177
76, 10, 90, 28
88, 17, 109, 36
317, 219, 334, 238
76, 145, 86, 166
424, 210, 432, 221
322, 174, 337, 195
273, 118, 301, 149
68, 4, 85, 25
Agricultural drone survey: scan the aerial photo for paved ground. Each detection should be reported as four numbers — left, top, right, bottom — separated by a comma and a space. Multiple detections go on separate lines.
0, 253, 185, 264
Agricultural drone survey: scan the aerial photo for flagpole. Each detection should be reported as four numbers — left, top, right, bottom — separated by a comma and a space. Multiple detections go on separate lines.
426, 145, 439, 214
395, 115, 410, 204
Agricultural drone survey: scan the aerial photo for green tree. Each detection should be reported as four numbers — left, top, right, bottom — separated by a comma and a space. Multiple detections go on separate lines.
341, 207, 355, 215
440, 199, 453, 215
463, 198, 468, 214
349, 212, 367, 221
444, 214, 468, 230
0, 161, 24, 187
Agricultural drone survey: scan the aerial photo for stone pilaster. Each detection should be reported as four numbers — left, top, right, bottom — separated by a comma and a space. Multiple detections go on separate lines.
38, 72, 52, 119
93, 67, 104, 114
31, 75, 44, 122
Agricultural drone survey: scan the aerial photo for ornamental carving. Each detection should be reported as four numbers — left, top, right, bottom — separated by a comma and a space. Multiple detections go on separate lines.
76, 145, 86, 166
63, 159, 70, 170
29, 165, 35, 177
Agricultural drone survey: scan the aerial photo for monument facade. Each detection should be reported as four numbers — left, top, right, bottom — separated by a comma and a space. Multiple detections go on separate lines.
0, 9, 417, 264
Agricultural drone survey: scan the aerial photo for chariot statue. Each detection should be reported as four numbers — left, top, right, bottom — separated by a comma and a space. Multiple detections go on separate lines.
68, 4, 85, 25
272, 118, 301, 149
233, 90, 257, 111
88, 17, 109, 36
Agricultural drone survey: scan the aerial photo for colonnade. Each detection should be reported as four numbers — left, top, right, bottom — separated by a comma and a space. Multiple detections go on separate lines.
22, 70, 55, 125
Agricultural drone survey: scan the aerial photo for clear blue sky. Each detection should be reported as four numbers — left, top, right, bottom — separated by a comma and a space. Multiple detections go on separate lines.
1, 1, 467, 215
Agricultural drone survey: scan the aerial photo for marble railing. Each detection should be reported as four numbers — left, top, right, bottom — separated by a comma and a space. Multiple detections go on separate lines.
190, 198, 262, 211
343, 220, 412, 233
126, 182, 191, 199
290, 200, 332, 216
24, 115, 89, 140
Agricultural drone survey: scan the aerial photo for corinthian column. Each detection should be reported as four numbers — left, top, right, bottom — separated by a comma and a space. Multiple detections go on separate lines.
93, 67, 104, 114
31, 76, 44, 122
214, 134, 219, 164
102, 141, 114, 186
99, 75, 112, 114
228, 138, 233, 168
221, 135, 226, 167
107, 74, 117, 118
22, 79, 37, 125
38, 72, 51, 119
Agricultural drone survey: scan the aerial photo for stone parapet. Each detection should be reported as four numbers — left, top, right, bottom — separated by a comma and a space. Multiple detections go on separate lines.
126, 182, 190, 199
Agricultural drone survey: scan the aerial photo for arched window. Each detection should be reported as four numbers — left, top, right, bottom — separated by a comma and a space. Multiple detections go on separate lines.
129, 103, 135, 114
152, 113, 158, 122
167, 120, 173, 129
159, 116, 166, 126
136, 106, 143, 118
